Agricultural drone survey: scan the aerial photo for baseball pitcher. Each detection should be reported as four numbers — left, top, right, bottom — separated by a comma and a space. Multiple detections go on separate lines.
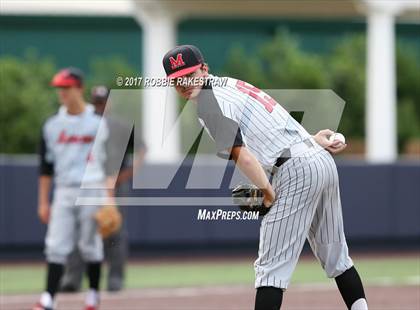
162, 45, 368, 310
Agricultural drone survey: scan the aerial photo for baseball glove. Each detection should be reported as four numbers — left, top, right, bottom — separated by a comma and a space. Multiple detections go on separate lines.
94, 205, 122, 239
231, 184, 270, 216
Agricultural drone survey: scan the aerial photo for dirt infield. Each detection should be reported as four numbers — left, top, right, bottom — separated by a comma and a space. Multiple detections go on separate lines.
2, 284, 418, 310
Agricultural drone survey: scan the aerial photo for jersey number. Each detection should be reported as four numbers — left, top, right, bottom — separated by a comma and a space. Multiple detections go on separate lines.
235, 80, 277, 113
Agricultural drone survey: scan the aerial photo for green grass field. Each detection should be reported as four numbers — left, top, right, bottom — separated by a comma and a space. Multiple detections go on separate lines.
1, 256, 419, 294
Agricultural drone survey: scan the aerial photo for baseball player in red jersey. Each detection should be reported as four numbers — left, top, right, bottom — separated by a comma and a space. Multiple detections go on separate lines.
162, 45, 368, 310
34, 68, 115, 310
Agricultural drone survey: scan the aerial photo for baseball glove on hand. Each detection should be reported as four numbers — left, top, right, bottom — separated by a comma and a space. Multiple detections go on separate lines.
94, 205, 122, 239
232, 184, 270, 216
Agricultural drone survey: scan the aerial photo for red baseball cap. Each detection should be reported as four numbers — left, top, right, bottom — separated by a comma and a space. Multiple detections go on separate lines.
51, 67, 84, 87
162, 45, 204, 78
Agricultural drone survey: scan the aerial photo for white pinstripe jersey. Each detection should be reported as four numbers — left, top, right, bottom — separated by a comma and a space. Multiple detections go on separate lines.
197, 75, 311, 167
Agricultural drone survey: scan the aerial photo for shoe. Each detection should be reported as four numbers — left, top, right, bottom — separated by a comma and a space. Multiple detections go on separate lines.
85, 289, 99, 310
33, 292, 54, 310
32, 302, 53, 310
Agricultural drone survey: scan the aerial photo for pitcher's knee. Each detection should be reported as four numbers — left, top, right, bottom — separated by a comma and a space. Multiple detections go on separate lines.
313, 242, 353, 278
325, 263, 351, 278
324, 255, 354, 278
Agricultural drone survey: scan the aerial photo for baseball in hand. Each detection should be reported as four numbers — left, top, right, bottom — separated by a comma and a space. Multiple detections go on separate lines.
328, 132, 346, 145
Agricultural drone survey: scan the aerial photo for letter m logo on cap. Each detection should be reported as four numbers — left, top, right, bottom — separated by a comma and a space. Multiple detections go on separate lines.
169, 53, 186, 70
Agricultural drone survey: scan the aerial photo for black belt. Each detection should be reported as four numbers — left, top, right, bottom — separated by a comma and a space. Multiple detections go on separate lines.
270, 154, 290, 178
274, 156, 290, 167
274, 148, 291, 168
274, 139, 313, 168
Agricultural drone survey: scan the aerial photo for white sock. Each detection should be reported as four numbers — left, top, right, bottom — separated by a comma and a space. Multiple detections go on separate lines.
351, 298, 368, 310
85, 289, 100, 306
40, 292, 53, 308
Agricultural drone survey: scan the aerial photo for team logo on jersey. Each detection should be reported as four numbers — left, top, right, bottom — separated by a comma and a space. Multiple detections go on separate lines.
169, 53, 186, 70
57, 130, 94, 144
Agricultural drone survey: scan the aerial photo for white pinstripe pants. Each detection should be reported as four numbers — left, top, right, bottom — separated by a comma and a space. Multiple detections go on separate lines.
255, 146, 353, 289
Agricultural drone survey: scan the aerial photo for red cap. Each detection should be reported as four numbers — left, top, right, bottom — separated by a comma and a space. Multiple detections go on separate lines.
51, 67, 84, 87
